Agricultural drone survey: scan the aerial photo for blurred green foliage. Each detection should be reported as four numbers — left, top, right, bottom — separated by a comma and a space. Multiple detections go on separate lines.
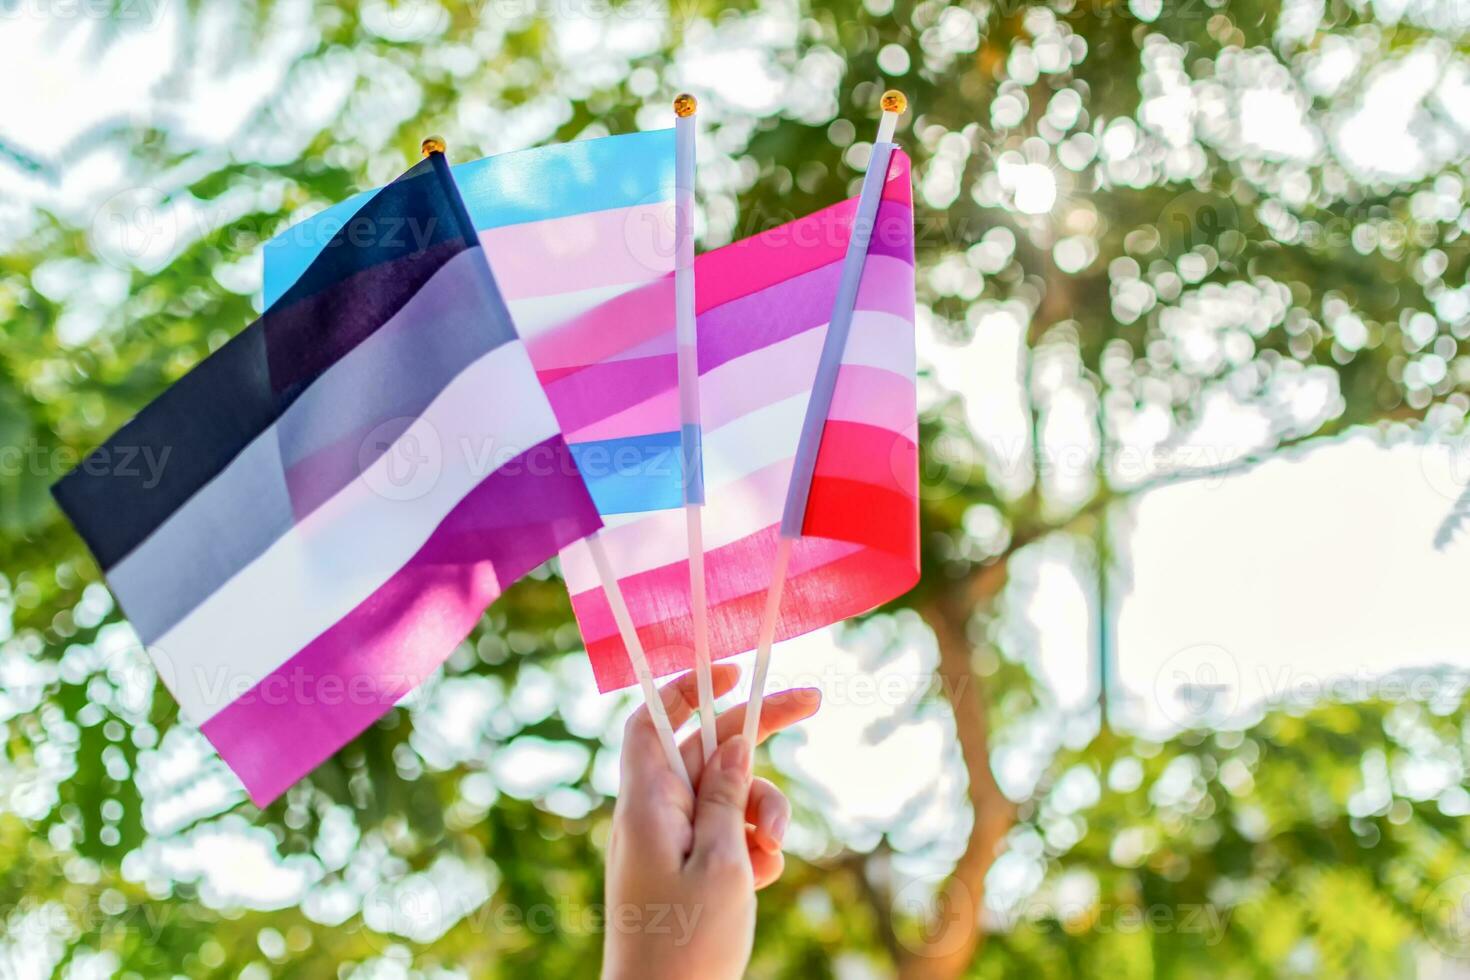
4, 0, 1470, 977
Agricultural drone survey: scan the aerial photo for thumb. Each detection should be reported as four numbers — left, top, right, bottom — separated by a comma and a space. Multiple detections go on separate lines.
689, 735, 753, 875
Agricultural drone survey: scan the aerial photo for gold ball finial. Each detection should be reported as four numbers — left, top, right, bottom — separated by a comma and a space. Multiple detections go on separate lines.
880, 89, 907, 115
420, 136, 447, 158
673, 93, 697, 118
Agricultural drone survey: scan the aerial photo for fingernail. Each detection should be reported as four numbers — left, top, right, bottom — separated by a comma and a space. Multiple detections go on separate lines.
757, 796, 789, 850
771, 809, 790, 844
723, 735, 751, 777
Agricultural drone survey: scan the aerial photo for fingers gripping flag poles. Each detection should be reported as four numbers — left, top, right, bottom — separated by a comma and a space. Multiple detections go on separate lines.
743, 90, 911, 746
674, 94, 720, 763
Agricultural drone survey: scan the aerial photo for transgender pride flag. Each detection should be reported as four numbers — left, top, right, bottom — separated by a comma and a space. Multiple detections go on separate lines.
53, 152, 602, 805
567, 150, 919, 690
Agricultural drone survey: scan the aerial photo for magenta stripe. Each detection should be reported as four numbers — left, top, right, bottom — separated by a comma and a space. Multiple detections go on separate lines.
693, 197, 914, 314
480, 202, 673, 301
540, 353, 677, 434
199, 437, 601, 807
697, 254, 913, 373
565, 387, 680, 444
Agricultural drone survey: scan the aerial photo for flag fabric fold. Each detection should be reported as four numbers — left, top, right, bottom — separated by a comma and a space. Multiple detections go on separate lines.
54, 152, 603, 806
563, 149, 919, 691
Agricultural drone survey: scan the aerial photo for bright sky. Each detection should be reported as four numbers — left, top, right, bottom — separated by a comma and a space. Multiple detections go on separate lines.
7, 0, 1470, 931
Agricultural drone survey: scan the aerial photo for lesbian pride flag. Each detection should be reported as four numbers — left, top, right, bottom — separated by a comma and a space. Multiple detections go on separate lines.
264, 131, 691, 517
566, 150, 919, 691
53, 153, 602, 806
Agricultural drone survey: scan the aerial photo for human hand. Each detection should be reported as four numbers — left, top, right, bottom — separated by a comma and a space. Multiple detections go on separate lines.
601, 664, 820, 980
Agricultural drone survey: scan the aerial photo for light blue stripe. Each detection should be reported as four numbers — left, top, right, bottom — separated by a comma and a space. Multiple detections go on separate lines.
263, 130, 676, 308
569, 431, 684, 516
779, 142, 897, 539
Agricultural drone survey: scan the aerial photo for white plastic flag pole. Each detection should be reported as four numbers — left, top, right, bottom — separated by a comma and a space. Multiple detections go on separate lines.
674, 94, 719, 762
742, 536, 792, 745
742, 90, 908, 748
588, 532, 693, 793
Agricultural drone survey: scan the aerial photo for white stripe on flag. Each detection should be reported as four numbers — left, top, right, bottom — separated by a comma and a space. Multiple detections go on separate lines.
154, 340, 562, 724
503, 280, 648, 341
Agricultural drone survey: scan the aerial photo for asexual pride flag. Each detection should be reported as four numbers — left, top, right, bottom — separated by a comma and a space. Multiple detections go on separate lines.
53, 152, 603, 805
566, 150, 919, 690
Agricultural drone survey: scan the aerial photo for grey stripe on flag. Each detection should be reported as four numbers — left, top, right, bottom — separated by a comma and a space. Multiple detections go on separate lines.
109, 249, 519, 643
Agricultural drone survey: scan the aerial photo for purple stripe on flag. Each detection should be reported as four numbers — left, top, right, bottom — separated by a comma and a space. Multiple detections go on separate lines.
696, 254, 914, 374
539, 353, 678, 434
866, 204, 916, 265
198, 436, 601, 807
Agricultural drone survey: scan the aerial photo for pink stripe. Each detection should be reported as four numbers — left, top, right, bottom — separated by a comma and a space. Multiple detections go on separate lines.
573, 524, 919, 691
854, 253, 915, 318
565, 387, 680, 444
569, 522, 859, 648
829, 365, 916, 435
524, 276, 675, 373
694, 192, 913, 314
695, 202, 854, 314
200, 437, 601, 807
480, 202, 673, 301
539, 353, 677, 434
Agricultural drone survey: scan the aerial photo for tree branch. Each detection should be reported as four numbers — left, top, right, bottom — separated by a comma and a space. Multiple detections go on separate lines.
895, 564, 1016, 980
